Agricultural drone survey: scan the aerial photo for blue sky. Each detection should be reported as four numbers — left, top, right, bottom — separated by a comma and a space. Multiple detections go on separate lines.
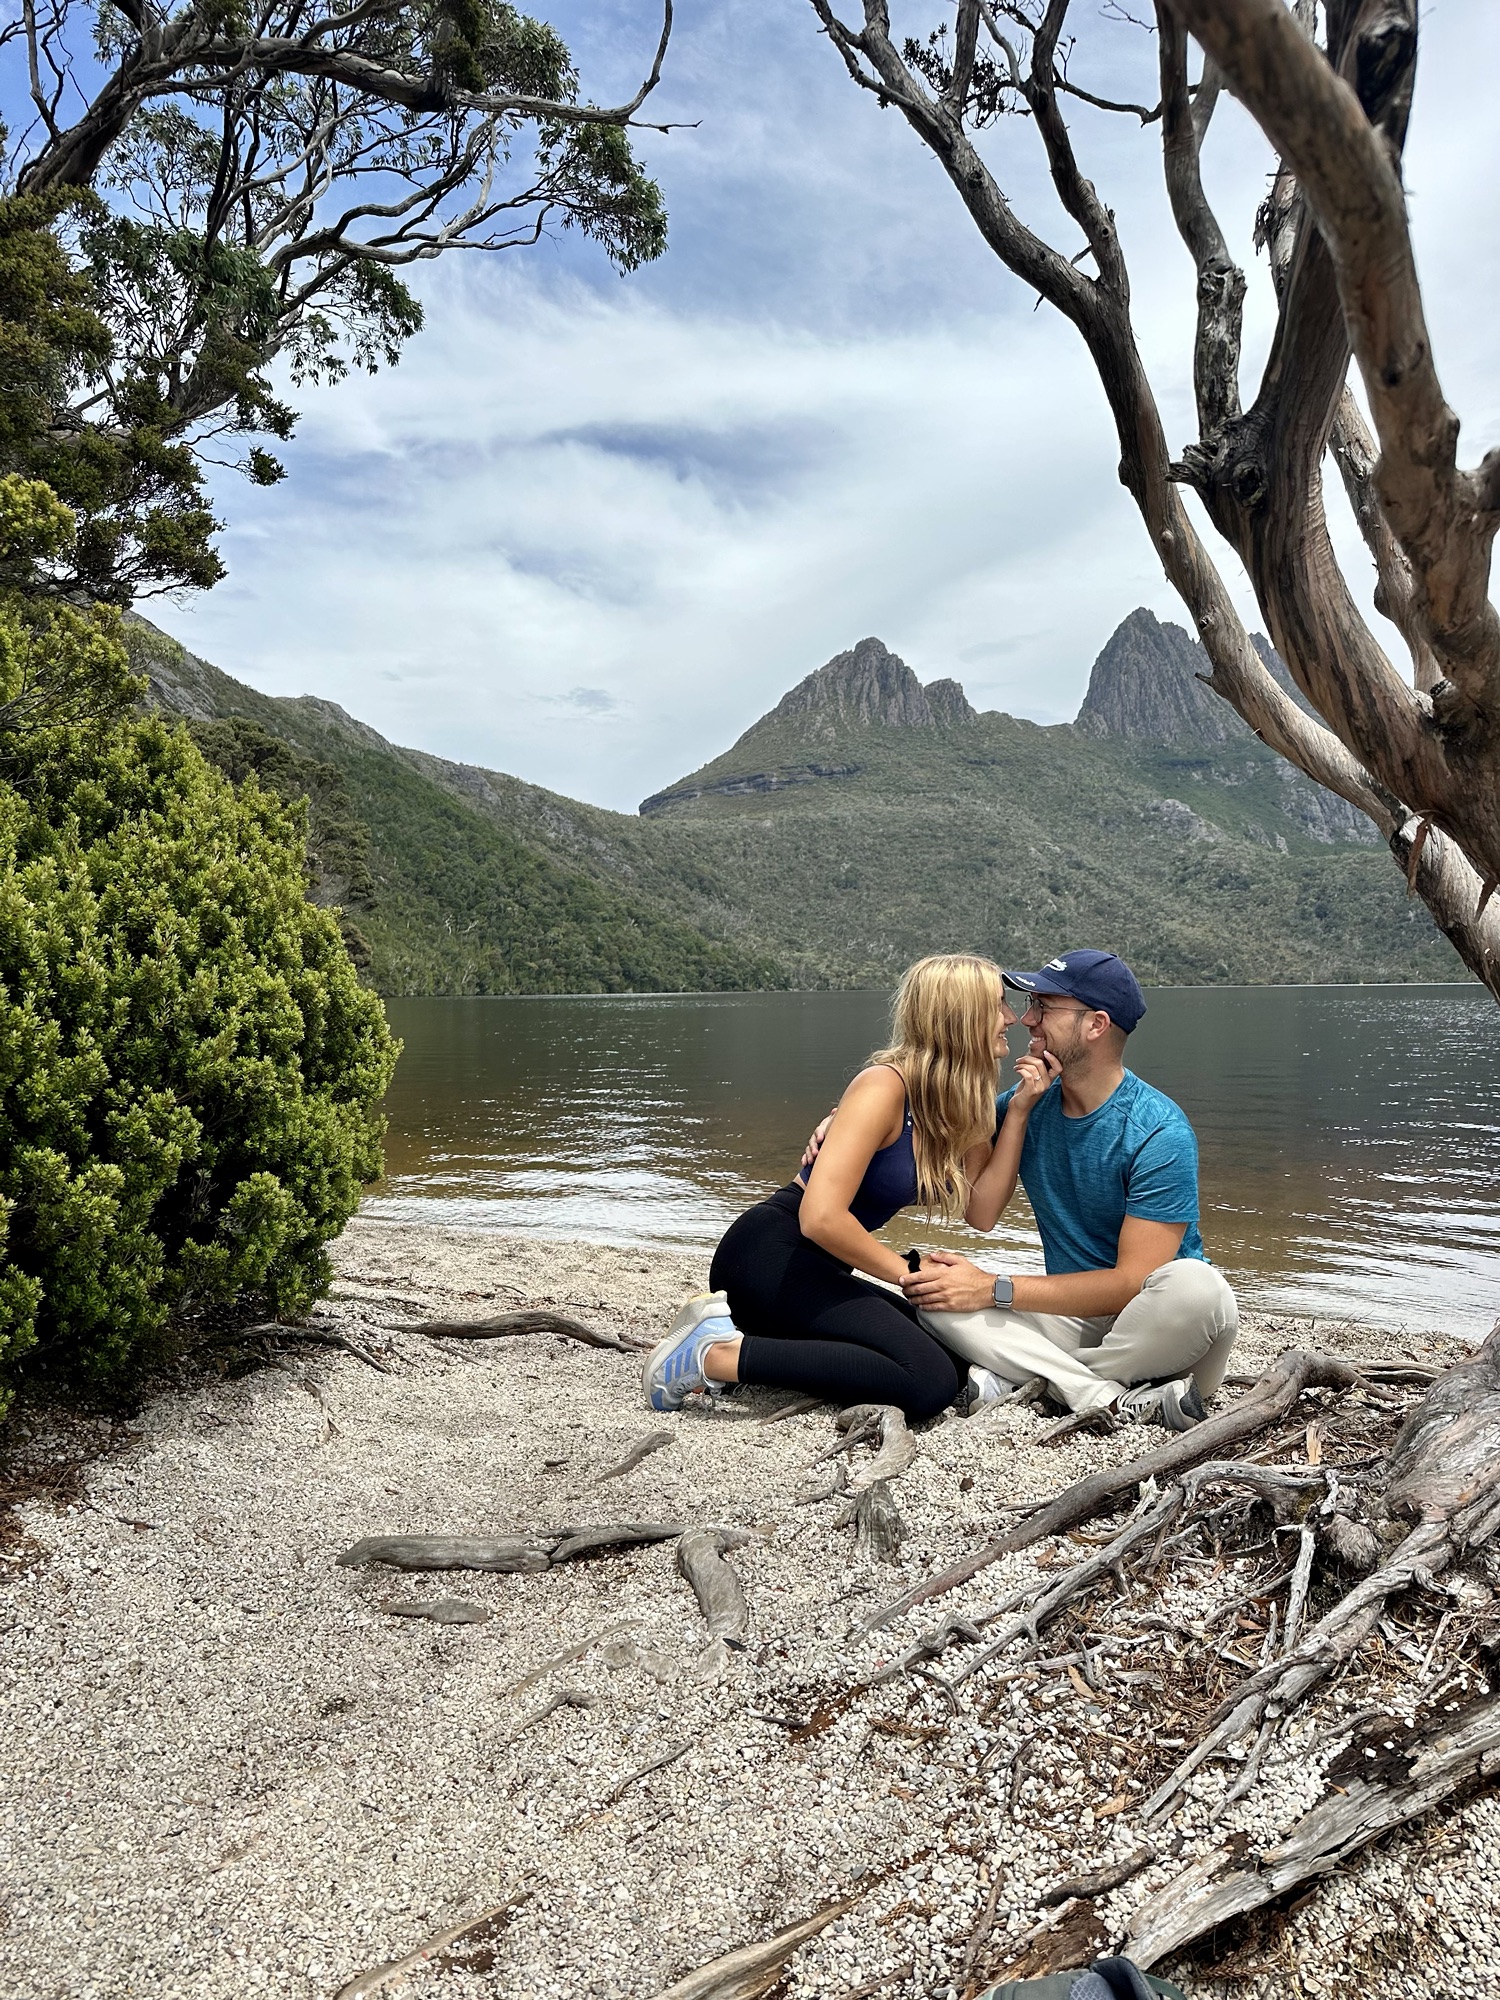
144, 0, 1500, 813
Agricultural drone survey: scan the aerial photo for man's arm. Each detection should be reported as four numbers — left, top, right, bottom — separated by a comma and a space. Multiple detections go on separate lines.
902, 1215, 1188, 1317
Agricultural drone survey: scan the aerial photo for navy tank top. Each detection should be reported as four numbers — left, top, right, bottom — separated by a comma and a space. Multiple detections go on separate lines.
796, 1094, 918, 1231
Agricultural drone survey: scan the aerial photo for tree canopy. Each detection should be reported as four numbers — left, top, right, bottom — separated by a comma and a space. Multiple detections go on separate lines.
2, 0, 672, 600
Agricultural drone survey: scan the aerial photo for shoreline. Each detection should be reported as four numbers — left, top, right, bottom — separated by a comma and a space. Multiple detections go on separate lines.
0, 1217, 1491, 2000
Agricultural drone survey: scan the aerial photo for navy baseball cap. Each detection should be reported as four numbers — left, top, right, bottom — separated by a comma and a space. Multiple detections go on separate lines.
1003, 949, 1147, 1033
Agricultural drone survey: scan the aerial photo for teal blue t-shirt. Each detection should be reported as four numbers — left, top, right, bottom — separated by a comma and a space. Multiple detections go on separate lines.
997, 1069, 1206, 1273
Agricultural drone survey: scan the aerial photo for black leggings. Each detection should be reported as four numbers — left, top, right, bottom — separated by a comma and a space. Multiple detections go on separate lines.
708, 1185, 961, 1421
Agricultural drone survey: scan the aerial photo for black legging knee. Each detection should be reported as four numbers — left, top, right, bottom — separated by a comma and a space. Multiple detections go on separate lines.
708, 1186, 960, 1422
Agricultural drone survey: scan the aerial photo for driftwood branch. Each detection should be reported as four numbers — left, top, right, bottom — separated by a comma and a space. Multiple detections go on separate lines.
399, 1311, 626, 1351
1125, 1696, 1500, 1968
645, 1894, 863, 2000
337, 1522, 686, 1572
859, 1350, 1357, 1634
333, 1889, 532, 2000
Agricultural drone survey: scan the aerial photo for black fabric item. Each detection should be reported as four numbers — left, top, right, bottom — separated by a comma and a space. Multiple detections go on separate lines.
972, 1960, 1188, 2000
709, 1184, 960, 1421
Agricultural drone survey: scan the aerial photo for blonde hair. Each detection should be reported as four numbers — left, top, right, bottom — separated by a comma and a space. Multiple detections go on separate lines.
870, 953, 1005, 1220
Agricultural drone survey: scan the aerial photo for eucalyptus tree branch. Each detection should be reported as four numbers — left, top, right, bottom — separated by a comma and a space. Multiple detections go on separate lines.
1164, 0, 1500, 729
18, 0, 677, 194
1330, 389, 1438, 693
1155, 4, 1244, 433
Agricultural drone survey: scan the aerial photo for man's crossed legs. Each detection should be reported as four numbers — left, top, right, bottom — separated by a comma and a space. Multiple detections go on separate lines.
919, 1259, 1238, 1419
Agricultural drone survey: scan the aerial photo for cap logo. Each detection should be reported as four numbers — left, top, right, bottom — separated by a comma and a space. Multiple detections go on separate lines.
1046, 958, 1067, 970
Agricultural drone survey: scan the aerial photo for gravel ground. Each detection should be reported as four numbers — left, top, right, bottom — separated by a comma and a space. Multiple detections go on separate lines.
1, 1216, 1495, 2000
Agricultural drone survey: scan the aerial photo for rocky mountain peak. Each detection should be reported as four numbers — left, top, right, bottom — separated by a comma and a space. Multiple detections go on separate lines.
766, 637, 975, 734
1074, 607, 1315, 745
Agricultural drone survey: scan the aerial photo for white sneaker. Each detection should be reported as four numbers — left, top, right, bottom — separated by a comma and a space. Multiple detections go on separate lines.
643, 1294, 738, 1412
1116, 1376, 1207, 1430
956, 1365, 1011, 1417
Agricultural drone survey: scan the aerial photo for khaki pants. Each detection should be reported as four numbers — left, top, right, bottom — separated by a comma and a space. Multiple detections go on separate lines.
919, 1260, 1239, 1416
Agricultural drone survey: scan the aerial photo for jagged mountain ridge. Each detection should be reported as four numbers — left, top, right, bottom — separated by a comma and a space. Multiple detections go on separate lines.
131, 611, 1454, 993
645, 615, 1374, 851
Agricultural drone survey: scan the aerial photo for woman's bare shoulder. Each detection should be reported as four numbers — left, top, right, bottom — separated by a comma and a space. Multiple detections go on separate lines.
840, 1062, 907, 1107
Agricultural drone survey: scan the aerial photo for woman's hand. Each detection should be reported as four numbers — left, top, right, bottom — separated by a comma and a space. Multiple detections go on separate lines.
902, 1251, 997, 1314
801, 1112, 835, 1169
1011, 1049, 1061, 1111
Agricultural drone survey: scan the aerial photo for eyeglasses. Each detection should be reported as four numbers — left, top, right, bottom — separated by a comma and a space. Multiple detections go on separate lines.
1021, 996, 1091, 1020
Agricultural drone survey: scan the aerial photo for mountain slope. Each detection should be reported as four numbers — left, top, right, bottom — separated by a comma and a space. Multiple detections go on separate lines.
128, 621, 783, 996
130, 615, 1462, 994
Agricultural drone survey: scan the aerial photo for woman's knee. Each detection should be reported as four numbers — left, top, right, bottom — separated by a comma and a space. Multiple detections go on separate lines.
904, 1345, 961, 1422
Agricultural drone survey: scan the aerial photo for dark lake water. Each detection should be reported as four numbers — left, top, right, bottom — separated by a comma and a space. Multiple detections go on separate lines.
366, 987, 1500, 1339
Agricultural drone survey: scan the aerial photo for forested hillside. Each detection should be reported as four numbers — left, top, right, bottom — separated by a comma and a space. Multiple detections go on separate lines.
134, 614, 1462, 994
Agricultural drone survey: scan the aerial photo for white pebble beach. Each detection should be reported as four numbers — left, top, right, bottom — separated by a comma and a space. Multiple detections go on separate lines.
2, 1217, 1494, 2000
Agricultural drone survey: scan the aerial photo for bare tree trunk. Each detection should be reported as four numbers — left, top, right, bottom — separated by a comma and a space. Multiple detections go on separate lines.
810, 0, 1500, 998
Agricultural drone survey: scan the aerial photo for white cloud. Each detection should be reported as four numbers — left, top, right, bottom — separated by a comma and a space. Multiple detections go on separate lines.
154, 0, 1500, 813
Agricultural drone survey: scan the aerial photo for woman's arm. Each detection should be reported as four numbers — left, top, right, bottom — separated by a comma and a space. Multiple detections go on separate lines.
798, 1067, 911, 1286
963, 1051, 1060, 1230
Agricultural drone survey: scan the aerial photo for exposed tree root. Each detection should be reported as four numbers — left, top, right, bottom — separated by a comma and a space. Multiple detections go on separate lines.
399, 1310, 626, 1350
678, 1526, 752, 1673
250, 1323, 393, 1372
1125, 1697, 1500, 1968
859, 1350, 1369, 1635
923, 1324, 1500, 1978
645, 1893, 862, 2000
582, 1432, 674, 1488
332, 1888, 532, 1999
337, 1521, 686, 1573
379, 1597, 489, 1624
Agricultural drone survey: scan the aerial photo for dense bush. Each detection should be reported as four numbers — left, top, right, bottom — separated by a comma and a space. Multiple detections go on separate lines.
0, 518, 396, 1409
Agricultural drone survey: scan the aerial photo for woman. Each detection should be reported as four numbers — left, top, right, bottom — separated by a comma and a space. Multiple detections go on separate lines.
643, 953, 1044, 1421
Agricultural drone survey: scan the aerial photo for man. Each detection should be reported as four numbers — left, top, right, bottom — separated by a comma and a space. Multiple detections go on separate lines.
902, 948, 1237, 1428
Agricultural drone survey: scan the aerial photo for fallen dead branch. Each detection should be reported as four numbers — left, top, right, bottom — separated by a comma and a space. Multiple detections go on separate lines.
604, 1740, 691, 1806
398, 1310, 625, 1350
1040, 1845, 1158, 1907
584, 1432, 674, 1487
337, 1522, 686, 1573
332, 1888, 532, 2000
858, 1350, 1363, 1635
645, 1893, 862, 2000
1125, 1696, 1500, 1968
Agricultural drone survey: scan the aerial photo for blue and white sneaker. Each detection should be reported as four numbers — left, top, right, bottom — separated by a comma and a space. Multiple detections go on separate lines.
643, 1293, 740, 1412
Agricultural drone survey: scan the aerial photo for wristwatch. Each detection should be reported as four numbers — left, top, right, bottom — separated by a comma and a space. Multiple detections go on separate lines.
992, 1274, 1015, 1309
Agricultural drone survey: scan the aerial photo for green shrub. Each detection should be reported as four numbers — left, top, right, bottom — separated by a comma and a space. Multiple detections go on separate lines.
0, 588, 396, 1409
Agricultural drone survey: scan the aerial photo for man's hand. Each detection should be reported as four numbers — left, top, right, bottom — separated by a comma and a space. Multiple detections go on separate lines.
1012, 1048, 1061, 1111
902, 1250, 998, 1315
800, 1112, 835, 1170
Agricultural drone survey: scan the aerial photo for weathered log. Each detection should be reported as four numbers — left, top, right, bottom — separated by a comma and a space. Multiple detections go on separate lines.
249, 1323, 393, 1372
338, 1522, 686, 1572
645, 1894, 862, 2000
341, 1534, 554, 1573
380, 1597, 490, 1624
1124, 1697, 1500, 1968
400, 1310, 624, 1350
